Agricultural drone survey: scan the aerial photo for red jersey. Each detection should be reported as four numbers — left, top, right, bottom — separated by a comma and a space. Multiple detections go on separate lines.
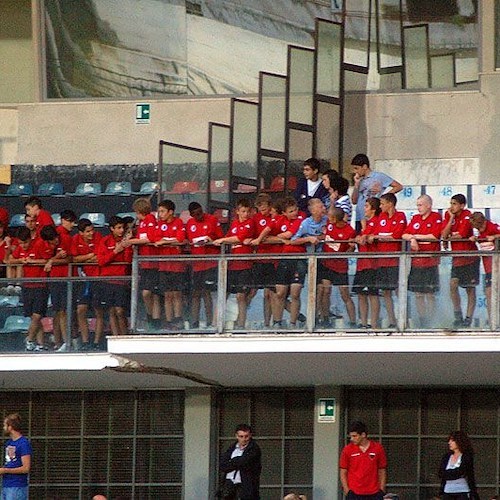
186, 213, 223, 272
97, 234, 133, 282
373, 210, 407, 267
136, 213, 158, 270
477, 220, 500, 274
0, 238, 8, 264
339, 440, 387, 496
443, 209, 477, 267
322, 222, 356, 273
278, 216, 306, 254
71, 231, 102, 277
12, 239, 48, 288
35, 209, 55, 236
356, 215, 379, 272
153, 217, 186, 273
226, 217, 255, 271
0, 207, 9, 228
404, 211, 442, 268
44, 237, 72, 278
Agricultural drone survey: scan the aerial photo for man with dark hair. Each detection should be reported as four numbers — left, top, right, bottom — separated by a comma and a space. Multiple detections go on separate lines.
24, 196, 54, 236
0, 413, 32, 500
350, 154, 402, 232
219, 424, 262, 500
294, 158, 329, 215
340, 421, 387, 499
441, 194, 480, 327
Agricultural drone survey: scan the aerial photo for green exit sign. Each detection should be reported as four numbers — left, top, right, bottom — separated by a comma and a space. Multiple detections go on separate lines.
318, 398, 336, 422
136, 103, 151, 124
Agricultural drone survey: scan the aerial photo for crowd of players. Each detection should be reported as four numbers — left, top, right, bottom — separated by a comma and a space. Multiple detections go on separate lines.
0, 154, 499, 352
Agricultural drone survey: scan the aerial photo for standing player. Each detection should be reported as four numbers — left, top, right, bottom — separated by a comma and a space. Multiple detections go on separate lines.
96, 216, 133, 336
185, 202, 223, 329
402, 195, 442, 328
368, 193, 407, 329
71, 218, 104, 350
213, 199, 256, 330
24, 196, 54, 236
469, 211, 500, 324
153, 200, 187, 330
441, 194, 480, 327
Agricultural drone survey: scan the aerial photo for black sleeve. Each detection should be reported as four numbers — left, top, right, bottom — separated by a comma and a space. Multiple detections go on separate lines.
219, 443, 237, 473
219, 441, 261, 473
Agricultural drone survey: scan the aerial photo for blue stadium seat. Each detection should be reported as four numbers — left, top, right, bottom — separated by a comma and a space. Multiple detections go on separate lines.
79, 213, 106, 228
116, 212, 137, 222
1, 315, 31, 333
72, 183, 102, 196
52, 213, 61, 226
5, 183, 33, 196
37, 182, 64, 196
137, 181, 160, 195
104, 181, 132, 195
9, 214, 26, 228
0, 296, 20, 308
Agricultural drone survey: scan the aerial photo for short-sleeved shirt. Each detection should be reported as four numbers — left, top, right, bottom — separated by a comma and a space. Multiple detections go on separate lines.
225, 218, 255, 271
279, 216, 305, 254
292, 215, 328, 253
71, 231, 102, 277
373, 210, 407, 267
153, 217, 187, 273
12, 239, 48, 288
404, 211, 442, 268
356, 215, 379, 272
355, 171, 394, 221
136, 213, 158, 269
442, 209, 477, 267
477, 220, 500, 274
339, 440, 387, 495
186, 213, 223, 272
3, 435, 32, 488
322, 222, 356, 273
34, 209, 55, 236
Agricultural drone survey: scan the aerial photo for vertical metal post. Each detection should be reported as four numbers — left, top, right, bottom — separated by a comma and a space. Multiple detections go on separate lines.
306, 255, 317, 333
490, 240, 499, 331
130, 246, 139, 333
65, 268, 73, 351
216, 246, 228, 334
397, 241, 410, 332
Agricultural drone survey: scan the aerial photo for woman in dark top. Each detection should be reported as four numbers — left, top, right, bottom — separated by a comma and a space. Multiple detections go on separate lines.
439, 430, 479, 500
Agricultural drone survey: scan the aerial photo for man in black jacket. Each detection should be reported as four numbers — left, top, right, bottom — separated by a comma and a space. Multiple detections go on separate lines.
218, 423, 262, 499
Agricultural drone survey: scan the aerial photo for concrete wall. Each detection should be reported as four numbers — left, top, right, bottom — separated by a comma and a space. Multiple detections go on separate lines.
15, 98, 231, 165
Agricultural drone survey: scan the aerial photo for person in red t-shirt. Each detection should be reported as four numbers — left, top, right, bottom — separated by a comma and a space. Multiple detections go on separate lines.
0, 205, 9, 229
8, 227, 50, 351
185, 202, 223, 329
318, 207, 357, 327
271, 197, 306, 328
127, 198, 161, 330
24, 196, 54, 237
96, 215, 133, 336
340, 420, 387, 499
470, 211, 500, 324
153, 200, 187, 330
402, 194, 442, 328
367, 193, 407, 329
353, 198, 381, 329
441, 194, 480, 327
213, 198, 256, 329
40, 225, 72, 350
71, 218, 104, 350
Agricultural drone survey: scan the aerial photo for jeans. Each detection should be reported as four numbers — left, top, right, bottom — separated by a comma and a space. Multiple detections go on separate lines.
2, 487, 29, 500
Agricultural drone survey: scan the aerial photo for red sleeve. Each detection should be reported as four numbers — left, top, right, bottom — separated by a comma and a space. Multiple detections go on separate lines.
0, 207, 9, 228
237, 219, 255, 242
377, 443, 388, 469
175, 220, 186, 243
97, 237, 116, 266
339, 446, 349, 469
390, 212, 407, 239
456, 213, 473, 238
212, 218, 224, 239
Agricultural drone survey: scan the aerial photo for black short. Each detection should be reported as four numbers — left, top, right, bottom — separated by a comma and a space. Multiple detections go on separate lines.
451, 260, 480, 288
376, 266, 399, 290
252, 262, 276, 288
228, 268, 254, 294
94, 282, 130, 309
276, 259, 307, 286
159, 271, 188, 292
352, 269, 378, 296
22, 287, 49, 317
318, 263, 349, 286
408, 265, 440, 294
140, 268, 161, 293
49, 282, 68, 312
192, 268, 218, 291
